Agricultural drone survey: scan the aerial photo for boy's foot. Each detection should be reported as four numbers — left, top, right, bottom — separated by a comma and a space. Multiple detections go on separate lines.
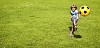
70, 32, 74, 37
70, 33, 73, 37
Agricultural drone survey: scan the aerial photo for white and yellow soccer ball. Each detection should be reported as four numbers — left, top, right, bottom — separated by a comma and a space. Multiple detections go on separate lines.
79, 5, 90, 16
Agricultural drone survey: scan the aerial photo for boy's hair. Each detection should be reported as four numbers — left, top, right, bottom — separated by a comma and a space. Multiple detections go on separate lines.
70, 4, 77, 10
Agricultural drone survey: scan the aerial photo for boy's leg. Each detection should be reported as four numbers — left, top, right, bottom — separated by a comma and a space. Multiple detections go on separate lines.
70, 25, 73, 36
70, 18, 74, 36
75, 19, 78, 30
74, 19, 76, 26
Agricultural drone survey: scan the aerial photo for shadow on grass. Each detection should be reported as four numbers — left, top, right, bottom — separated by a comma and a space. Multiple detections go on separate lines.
74, 35, 82, 38
68, 26, 77, 31
68, 26, 72, 31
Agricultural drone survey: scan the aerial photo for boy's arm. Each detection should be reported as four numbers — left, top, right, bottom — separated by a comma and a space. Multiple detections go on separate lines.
70, 11, 72, 18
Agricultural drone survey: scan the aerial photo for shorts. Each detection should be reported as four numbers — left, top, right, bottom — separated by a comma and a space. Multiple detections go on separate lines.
71, 17, 78, 23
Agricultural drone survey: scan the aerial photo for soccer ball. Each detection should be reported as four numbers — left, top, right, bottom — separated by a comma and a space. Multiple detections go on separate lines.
79, 5, 90, 16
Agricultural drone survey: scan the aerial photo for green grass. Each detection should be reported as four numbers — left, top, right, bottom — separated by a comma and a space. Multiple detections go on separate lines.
0, 0, 100, 48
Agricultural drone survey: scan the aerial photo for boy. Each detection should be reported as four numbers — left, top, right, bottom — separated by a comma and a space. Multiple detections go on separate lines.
70, 4, 80, 36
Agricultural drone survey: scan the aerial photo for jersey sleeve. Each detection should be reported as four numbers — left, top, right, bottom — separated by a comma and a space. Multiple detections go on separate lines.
75, 10, 78, 14
70, 11, 72, 15
70, 11, 74, 15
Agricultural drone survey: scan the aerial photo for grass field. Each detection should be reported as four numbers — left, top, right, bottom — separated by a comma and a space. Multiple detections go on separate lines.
0, 0, 100, 48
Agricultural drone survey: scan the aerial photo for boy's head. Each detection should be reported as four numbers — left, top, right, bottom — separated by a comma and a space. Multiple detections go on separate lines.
71, 4, 77, 11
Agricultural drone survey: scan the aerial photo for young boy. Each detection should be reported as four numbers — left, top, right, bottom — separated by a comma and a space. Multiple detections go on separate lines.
70, 4, 80, 36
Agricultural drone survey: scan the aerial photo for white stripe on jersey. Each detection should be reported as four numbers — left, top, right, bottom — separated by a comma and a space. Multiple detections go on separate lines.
70, 10, 79, 19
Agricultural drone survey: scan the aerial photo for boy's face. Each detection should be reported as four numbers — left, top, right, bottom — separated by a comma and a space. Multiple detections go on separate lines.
72, 7, 76, 11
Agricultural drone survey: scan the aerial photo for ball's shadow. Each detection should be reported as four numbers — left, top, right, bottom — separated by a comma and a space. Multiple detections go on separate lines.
68, 26, 82, 38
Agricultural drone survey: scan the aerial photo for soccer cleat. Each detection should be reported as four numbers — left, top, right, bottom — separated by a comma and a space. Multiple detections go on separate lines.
70, 32, 73, 37
70, 32, 74, 37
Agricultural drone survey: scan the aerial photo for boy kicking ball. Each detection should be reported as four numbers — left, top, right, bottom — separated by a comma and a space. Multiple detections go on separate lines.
70, 4, 80, 36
